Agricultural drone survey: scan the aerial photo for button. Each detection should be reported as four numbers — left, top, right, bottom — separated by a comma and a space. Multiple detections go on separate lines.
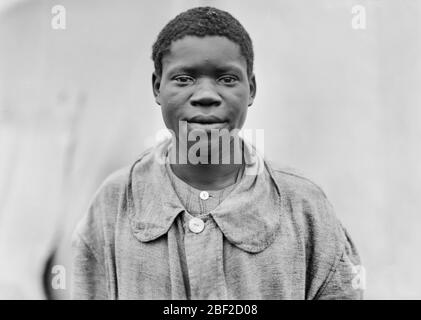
199, 191, 209, 200
189, 217, 205, 234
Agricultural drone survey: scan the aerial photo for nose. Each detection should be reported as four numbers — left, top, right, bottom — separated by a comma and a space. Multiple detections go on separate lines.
190, 79, 222, 107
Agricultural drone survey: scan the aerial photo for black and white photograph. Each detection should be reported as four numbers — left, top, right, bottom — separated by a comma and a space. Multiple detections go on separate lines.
0, 0, 420, 303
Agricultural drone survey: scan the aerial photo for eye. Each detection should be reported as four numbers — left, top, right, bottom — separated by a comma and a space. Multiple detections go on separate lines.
218, 75, 239, 85
173, 75, 194, 85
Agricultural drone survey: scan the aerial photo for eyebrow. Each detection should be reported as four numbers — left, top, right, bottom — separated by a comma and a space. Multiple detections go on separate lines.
166, 64, 245, 76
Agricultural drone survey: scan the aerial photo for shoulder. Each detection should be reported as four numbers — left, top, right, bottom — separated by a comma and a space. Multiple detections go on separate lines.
71, 166, 131, 249
72, 145, 158, 244
265, 161, 364, 298
268, 161, 329, 206
93, 166, 131, 206
267, 160, 347, 253
87, 145, 156, 213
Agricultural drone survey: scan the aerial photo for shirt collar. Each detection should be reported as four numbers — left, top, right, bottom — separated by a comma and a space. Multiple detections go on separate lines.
126, 137, 282, 253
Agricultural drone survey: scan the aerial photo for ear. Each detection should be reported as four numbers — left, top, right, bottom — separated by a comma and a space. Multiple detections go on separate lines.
248, 74, 256, 107
152, 72, 161, 105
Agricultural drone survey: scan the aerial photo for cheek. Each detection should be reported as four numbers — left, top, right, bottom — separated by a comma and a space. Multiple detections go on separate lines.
160, 91, 187, 131
230, 83, 250, 104
224, 92, 249, 130
228, 88, 250, 115
160, 86, 190, 109
236, 110, 248, 129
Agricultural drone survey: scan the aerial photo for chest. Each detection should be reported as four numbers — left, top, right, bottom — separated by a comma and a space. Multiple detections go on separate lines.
109, 215, 307, 299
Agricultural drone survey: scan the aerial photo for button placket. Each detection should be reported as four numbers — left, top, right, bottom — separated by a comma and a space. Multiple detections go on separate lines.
189, 217, 205, 234
184, 218, 228, 299
199, 191, 209, 200
198, 191, 210, 215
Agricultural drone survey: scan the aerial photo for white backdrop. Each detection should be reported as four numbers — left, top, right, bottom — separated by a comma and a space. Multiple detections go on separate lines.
0, 0, 420, 299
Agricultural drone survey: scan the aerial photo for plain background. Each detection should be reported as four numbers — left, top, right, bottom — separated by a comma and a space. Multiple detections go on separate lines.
0, 0, 420, 299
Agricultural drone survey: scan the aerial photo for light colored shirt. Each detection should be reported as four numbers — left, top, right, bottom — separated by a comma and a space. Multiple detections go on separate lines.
71, 137, 364, 299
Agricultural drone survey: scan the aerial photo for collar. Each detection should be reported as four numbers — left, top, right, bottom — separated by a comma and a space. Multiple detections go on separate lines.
126, 136, 282, 253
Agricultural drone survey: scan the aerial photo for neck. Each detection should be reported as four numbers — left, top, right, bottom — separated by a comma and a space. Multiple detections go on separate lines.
168, 138, 244, 190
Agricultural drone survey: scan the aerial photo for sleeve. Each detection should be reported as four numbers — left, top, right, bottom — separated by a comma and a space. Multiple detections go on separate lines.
315, 226, 365, 300
71, 231, 108, 300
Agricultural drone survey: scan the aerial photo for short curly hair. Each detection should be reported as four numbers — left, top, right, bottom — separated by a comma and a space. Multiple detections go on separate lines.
152, 6, 254, 78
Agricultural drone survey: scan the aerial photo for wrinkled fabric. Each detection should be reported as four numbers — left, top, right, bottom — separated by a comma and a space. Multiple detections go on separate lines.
71, 137, 364, 300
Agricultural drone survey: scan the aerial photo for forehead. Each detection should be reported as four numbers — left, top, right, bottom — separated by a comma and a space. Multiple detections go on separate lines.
162, 36, 247, 73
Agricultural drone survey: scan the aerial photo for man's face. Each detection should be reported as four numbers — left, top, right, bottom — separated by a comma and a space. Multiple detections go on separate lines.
152, 35, 256, 146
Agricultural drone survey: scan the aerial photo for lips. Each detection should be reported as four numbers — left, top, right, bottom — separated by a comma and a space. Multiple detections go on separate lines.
187, 115, 225, 124
185, 115, 228, 132
187, 122, 228, 131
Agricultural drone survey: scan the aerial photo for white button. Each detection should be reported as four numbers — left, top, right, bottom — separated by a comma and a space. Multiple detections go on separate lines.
189, 217, 205, 234
199, 191, 209, 200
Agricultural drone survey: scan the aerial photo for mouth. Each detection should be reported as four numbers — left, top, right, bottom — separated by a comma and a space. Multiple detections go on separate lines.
187, 115, 226, 124
186, 122, 229, 131
185, 115, 229, 131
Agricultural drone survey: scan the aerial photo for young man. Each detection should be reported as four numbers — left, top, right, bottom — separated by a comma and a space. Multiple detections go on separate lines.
71, 6, 364, 299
